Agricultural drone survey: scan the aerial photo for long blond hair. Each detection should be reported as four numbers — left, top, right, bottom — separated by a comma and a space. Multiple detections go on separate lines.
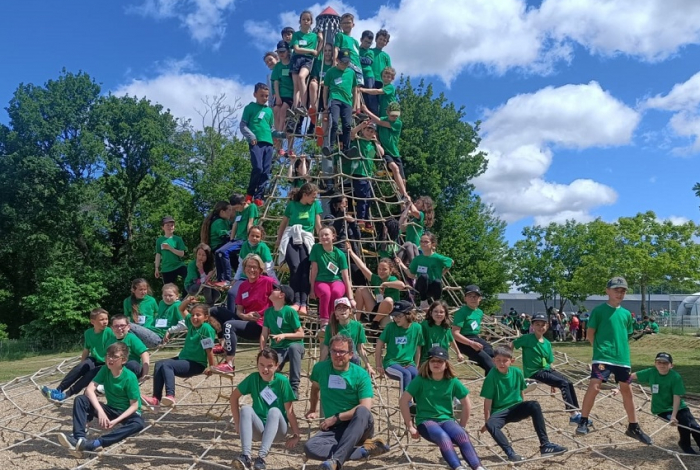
418, 358, 457, 380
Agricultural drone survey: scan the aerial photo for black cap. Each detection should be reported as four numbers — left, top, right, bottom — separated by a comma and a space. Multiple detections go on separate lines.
338, 48, 351, 63
276, 40, 289, 52
655, 352, 673, 363
531, 313, 547, 322
274, 284, 295, 306
390, 300, 414, 317
464, 284, 482, 296
428, 346, 449, 361
161, 215, 175, 225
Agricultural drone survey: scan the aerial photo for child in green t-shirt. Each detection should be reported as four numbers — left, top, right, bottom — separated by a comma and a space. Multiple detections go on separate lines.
261, 284, 305, 395
399, 347, 485, 470
420, 301, 463, 365
512, 313, 582, 425
310, 226, 354, 327
358, 30, 377, 115
43, 308, 115, 402
398, 196, 436, 266
371, 29, 392, 92
359, 65, 397, 118
364, 100, 408, 200
184, 244, 219, 305
320, 297, 374, 375
123, 278, 159, 345
108, 314, 149, 380
452, 285, 495, 374
576, 277, 652, 445
398, 232, 453, 308
480, 346, 567, 462
322, 48, 358, 157
333, 13, 364, 100
346, 119, 384, 231
241, 83, 276, 205
230, 348, 302, 470
155, 215, 187, 285
215, 195, 260, 283
375, 301, 424, 391
56, 342, 144, 456
290, 10, 322, 115
632, 352, 700, 454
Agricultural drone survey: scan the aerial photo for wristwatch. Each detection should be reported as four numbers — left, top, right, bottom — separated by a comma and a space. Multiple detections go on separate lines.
334, 413, 341, 422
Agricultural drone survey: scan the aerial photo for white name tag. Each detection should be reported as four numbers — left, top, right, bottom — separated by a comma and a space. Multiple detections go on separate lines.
299, 40, 307, 46
652, 384, 659, 394
200, 337, 214, 349
277, 317, 283, 328
327, 261, 339, 275
235, 215, 242, 222
138, 315, 146, 325
257, 111, 266, 120
282, 69, 290, 76
260, 386, 278, 405
242, 292, 249, 299
156, 319, 168, 328
334, 77, 343, 85
432, 342, 440, 348
470, 320, 478, 330
328, 375, 346, 389
417, 266, 428, 274
395, 336, 407, 345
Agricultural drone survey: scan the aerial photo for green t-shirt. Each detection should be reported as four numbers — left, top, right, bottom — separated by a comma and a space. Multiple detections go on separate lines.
185, 260, 201, 288
334, 32, 360, 67
649, 322, 659, 333
344, 138, 375, 176
271, 61, 294, 98
239, 241, 273, 280
290, 30, 318, 57
123, 295, 159, 329
377, 84, 397, 118
241, 102, 274, 145
93, 366, 141, 414
453, 306, 484, 336
480, 366, 526, 413
405, 211, 424, 246
379, 321, 424, 368
406, 375, 468, 425
237, 372, 296, 423
522, 319, 531, 331
210, 217, 232, 249
359, 47, 375, 78
323, 320, 367, 353
512, 333, 554, 378
311, 60, 332, 81
148, 300, 182, 336
233, 204, 260, 241
323, 66, 357, 107
420, 320, 454, 363
155, 235, 187, 272
635, 368, 687, 415
263, 305, 303, 349
370, 48, 391, 80
84, 327, 116, 363
409, 253, 453, 282
309, 360, 373, 418
588, 303, 634, 367
108, 332, 148, 364
178, 314, 216, 367
370, 274, 400, 302
377, 117, 402, 157
310, 244, 348, 282
284, 200, 322, 233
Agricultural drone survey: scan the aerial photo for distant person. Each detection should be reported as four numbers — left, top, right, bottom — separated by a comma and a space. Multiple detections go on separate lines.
154, 215, 187, 285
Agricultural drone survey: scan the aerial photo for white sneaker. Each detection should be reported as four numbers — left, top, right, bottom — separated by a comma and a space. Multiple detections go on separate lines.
95, 384, 105, 396
524, 380, 538, 394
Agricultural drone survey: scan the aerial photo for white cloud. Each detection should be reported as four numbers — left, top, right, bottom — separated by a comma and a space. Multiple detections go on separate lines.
537, 0, 700, 61
128, 0, 236, 47
474, 82, 640, 223
114, 69, 254, 130
659, 216, 692, 226
644, 71, 700, 154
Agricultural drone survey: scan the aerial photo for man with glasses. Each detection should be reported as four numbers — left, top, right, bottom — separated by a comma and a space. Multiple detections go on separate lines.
304, 334, 389, 470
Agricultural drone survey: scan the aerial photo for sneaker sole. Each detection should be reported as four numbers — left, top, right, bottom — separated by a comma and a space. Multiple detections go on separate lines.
542, 449, 567, 457
231, 460, 250, 470
210, 368, 235, 377
160, 397, 175, 407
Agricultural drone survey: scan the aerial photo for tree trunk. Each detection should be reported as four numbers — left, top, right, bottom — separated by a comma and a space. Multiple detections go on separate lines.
640, 281, 647, 316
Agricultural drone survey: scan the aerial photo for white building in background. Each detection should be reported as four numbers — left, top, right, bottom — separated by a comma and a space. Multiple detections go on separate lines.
676, 293, 700, 328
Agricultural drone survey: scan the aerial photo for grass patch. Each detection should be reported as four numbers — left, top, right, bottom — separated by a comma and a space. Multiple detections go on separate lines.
553, 334, 700, 394
0, 351, 81, 383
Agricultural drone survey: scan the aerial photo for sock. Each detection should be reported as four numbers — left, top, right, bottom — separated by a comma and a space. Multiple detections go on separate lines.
580, 416, 588, 423
357, 447, 368, 458
628, 422, 639, 429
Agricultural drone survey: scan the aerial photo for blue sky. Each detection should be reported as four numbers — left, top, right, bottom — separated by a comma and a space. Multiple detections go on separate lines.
2, 0, 700, 243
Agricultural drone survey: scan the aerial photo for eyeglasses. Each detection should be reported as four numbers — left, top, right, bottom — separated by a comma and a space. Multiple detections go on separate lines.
330, 349, 351, 356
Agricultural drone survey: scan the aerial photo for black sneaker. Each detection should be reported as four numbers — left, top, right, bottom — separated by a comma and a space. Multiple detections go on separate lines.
679, 441, 698, 455
253, 456, 266, 470
506, 452, 524, 462
232, 453, 252, 470
540, 442, 567, 456
344, 146, 360, 158
625, 425, 652, 445
575, 419, 591, 435
321, 146, 332, 157
77, 438, 102, 453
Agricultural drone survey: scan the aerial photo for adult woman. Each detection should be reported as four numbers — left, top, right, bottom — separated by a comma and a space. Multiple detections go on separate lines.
212, 254, 274, 374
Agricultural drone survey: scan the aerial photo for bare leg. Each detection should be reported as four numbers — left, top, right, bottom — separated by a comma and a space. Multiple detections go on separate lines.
580, 379, 601, 417
298, 68, 310, 108
389, 162, 408, 198
618, 382, 638, 423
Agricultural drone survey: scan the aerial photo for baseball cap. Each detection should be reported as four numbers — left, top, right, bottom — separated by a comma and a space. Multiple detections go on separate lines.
334, 297, 352, 308
428, 346, 449, 361
607, 276, 628, 289
366, 122, 377, 129
276, 40, 289, 52
655, 352, 673, 363
161, 216, 175, 225
273, 284, 295, 305
390, 300, 414, 317
464, 285, 482, 296
531, 313, 547, 322
338, 48, 351, 63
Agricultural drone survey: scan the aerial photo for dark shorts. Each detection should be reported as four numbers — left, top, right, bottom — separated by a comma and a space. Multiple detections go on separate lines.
279, 96, 293, 107
590, 363, 632, 383
291, 55, 314, 74
383, 154, 405, 179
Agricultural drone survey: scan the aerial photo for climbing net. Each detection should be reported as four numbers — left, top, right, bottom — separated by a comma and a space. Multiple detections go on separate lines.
2, 326, 699, 470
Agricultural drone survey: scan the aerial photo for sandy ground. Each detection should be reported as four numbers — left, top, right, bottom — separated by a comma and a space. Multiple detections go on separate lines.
1, 339, 699, 470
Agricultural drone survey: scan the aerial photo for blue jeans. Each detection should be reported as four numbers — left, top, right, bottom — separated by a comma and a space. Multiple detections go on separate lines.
417, 420, 481, 470
248, 142, 273, 200
385, 363, 418, 391
362, 77, 378, 115
352, 178, 371, 220
215, 240, 243, 281
330, 99, 352, 152
72, 396, 144, 447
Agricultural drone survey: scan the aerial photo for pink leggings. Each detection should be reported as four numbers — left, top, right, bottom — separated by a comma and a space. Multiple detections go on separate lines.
314, 280, 346, 320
